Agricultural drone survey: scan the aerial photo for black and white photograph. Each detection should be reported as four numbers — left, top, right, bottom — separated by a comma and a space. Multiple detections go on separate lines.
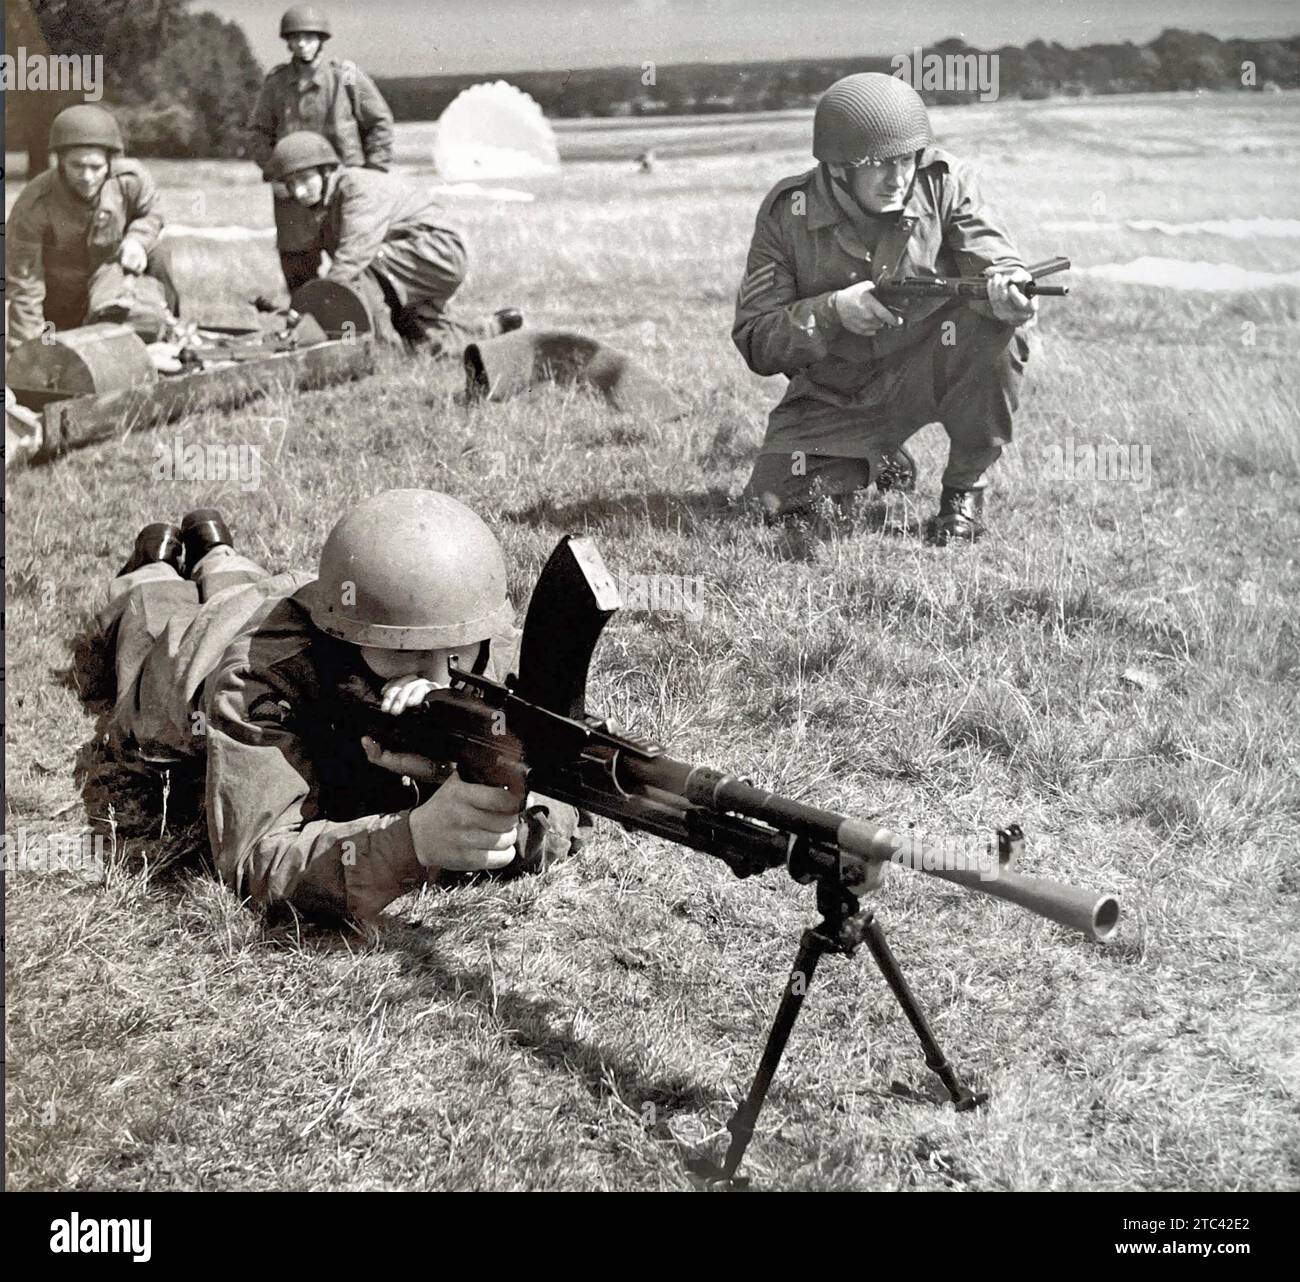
3, 0, 1296, 1224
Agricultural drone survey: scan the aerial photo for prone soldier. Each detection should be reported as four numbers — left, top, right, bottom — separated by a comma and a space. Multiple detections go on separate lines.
247, 5, 395, 292
733, 73, 1037, 543
93, 493, 585, 922
267, 131, 474, 355
5, 105, 179, 351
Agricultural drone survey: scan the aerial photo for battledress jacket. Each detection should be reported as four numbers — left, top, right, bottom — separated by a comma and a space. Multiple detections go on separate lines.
731, 148, 1025, 441
5, 160, 164, 345
303, 167, 463, 284
248, 56, 394, 177
166, 574, 516, 921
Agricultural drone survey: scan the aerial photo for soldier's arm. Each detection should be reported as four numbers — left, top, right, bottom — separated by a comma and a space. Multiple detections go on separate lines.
205, 660, 431, 921
940, 163, 1024, 278
120, 166, 164, 255
352, 67, 395, 170
732, 198, 842, 378
5, 188, 50, 347
247, 78, 279, 178
324, 176, 392, 281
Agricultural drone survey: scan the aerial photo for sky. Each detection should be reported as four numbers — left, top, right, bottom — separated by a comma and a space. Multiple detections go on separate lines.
202, 0, 1299, 76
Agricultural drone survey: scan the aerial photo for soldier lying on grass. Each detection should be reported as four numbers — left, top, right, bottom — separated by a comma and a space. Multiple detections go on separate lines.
92, 491, 585, 922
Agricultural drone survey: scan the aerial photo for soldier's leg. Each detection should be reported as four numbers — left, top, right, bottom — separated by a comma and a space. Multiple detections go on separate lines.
348, 270, 408, 347
97, 563, 204, 759
97, 545, 276, 757
145, 243, 181, 318
85, 262, 171, 340
372, 228, 471, 356
923, 305, 1029, 491
189, 544, 272, 603
742, 452, 873, 517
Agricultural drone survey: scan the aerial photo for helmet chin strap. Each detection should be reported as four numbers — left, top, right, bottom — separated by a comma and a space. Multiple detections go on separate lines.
470, 640, 491, 676
825, 149, 922, 224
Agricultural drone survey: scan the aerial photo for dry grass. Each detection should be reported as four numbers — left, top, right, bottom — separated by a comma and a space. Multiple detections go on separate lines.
5, 92, 1300, 1191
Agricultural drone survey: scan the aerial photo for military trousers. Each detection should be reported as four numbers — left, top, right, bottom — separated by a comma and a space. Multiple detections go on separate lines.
44, 246, 179, 342
365, 225, 470, 354
97, 547, 304, 762
744, 303, 1029, 514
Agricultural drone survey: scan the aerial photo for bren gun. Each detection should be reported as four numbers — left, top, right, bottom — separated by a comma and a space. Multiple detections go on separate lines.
338, 535, 1120, 1187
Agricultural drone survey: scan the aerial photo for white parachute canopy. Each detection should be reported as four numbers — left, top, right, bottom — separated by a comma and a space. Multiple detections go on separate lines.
432, 80, 560, 182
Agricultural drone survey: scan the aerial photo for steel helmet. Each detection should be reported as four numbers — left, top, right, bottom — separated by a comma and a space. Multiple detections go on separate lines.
310, 490, 514, 649
280, 5, 332, 37
268, 131, 340, 180
49, 105, 124, 155
813, 73, 934, 164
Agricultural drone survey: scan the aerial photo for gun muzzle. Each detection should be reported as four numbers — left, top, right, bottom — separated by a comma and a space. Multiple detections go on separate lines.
919, 864, 1120, 942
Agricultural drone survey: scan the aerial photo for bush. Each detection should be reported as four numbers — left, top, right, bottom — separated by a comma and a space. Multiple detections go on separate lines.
115, 101, 200, 158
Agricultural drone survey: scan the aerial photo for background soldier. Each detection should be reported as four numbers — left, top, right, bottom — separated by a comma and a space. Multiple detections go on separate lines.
733, 73, 1037, 543
6, 105, 179, 351
268, 132, 473, 355
248, 4, 395, 292
95, 492, 585, 922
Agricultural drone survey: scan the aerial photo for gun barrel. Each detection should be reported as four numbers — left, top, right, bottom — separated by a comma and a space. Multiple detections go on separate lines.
1026, 256, 1072, 279
936, 867, 1119, 942
618, 755, 1119, 942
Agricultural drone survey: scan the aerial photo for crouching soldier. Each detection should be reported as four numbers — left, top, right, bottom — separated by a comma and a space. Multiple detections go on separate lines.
248, 5, 395, 293
5, 105, 179, 351
92, 492, 586, 922
733, 73, 1036, 543
268, 131, 472, 355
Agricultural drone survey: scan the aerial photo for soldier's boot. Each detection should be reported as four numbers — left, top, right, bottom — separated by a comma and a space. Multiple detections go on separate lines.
927, 487, 985, 545
492, 308, 524, 334
118, 523, 185, 578
180, 508, 233, 573
873, 445, 918, 494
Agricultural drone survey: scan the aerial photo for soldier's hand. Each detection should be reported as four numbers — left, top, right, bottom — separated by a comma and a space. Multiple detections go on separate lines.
831, 282, 904, 337
271, 180, 291, 200
379, 674, 437, 716
408, 770, 520, 871
118, 238, 148, 274
361, 735, 443, 782
985, 265, 1038, 325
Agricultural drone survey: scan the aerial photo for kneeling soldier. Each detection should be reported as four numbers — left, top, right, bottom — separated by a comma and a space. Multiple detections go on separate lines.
248, 4, 395, 292
733, 73, 1036, 542
268, 131, 471, 355
94, 492, 585, 922
6, 105, 179, 351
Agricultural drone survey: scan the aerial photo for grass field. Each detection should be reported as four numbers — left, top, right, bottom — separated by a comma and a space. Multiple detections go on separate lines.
5, 91, 1299, 1192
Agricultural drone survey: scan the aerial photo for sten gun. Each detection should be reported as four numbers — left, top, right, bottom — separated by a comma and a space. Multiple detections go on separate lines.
341, 535, 1119, 1186
875, 255, 1072, 304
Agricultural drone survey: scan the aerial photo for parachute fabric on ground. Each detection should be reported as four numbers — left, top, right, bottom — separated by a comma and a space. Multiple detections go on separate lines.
432, 81, 560, 182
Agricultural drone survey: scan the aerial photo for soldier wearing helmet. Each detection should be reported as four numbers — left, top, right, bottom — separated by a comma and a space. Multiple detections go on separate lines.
91, 493, 585, 922
268, 132, 472, 355
248, 5, 395, 291
5, 105, 179, 351
733, 73, 1037, 542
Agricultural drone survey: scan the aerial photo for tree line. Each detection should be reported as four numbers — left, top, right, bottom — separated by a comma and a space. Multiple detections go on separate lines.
5, 5, 1297, 170
378, 31, 1299, 120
